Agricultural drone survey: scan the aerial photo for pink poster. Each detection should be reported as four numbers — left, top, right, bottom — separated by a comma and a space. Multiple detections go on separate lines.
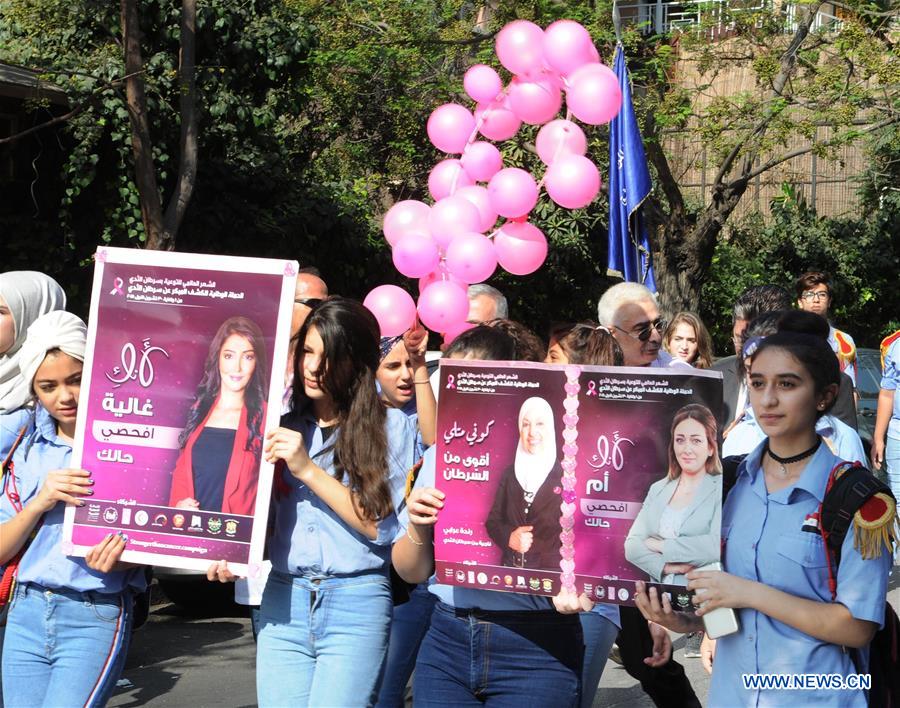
434, 360, 723, 607
63, 247, 296, 575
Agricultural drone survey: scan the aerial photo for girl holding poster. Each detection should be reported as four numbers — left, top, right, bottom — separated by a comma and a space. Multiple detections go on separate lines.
208, 298, 418, 707
1, 311, 145, 707
169, 316, 268, 515
392, 325, 618, 708
634, 312, 894, 707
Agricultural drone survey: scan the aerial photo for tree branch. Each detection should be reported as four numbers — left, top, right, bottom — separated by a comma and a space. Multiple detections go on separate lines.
121, 0, 166, 248
162, 0, 197, 242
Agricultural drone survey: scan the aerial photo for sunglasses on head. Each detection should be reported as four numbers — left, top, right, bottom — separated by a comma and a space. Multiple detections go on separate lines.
294, 298, 323, 308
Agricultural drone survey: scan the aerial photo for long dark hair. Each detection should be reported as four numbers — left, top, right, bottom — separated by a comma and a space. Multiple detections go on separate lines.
292, 297, 392, 522
180, 316, 268, 452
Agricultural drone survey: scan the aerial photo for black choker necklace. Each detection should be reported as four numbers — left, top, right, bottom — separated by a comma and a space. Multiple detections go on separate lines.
765, 438, 821, 476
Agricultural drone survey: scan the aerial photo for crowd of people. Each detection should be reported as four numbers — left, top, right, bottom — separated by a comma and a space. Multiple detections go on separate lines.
0, 266, 897, 707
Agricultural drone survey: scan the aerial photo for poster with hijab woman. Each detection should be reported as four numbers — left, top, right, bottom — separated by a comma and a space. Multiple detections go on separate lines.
63, 247, 295, 574
434, 360, 723, 604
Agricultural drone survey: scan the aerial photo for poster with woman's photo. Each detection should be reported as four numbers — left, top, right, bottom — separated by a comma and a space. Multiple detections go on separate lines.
62, 247, 296, 574
433, 360, 723, 606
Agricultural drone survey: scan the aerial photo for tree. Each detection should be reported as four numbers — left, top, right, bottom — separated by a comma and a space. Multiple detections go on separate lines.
632, 0, 899, 311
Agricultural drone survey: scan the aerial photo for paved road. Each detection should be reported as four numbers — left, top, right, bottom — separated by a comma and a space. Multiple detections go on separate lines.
110, 567, 900, 707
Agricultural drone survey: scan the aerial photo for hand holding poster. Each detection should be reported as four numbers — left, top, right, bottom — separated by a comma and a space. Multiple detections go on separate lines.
434, 360, 723, 605
63, 247, 296, 575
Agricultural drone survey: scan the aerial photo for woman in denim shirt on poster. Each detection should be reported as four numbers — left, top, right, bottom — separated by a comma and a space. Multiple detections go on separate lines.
1, 311, 145, 708
210, 298, 418, 707
634, 311, 893, 707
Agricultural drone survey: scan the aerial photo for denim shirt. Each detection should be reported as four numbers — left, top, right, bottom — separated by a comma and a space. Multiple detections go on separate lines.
268, 405, 418, 577
710, 442, 891, 707
0, 406, 145, 595
399, 447, 621, 627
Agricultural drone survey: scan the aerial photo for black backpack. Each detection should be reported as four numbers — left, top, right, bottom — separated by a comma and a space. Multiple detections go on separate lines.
722, 455, 900, 707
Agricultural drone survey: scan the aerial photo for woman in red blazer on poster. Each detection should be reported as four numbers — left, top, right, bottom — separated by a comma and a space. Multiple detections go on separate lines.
169, 316, 268, 516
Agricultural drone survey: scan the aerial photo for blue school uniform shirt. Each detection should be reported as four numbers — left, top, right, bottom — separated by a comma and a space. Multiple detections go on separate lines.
0, 406, 145, 594
882, 339, 900, 441
711, 441, 891, 707
1, 406, 34, 461
268, 405, 418, 577
398, 446, 622, 627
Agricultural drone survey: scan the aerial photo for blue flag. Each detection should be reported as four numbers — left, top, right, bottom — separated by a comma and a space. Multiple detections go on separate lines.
607, 44, 655, 291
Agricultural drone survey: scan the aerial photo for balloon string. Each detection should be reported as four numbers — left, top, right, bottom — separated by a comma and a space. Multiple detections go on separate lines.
450, 88, 509, 196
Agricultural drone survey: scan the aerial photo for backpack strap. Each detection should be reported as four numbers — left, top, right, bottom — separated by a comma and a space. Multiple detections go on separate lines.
818, 461, 899, 600
2, 422, 30, 475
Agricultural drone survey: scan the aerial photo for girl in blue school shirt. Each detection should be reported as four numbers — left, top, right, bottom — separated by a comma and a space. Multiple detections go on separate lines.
210, 298, 418, 707
635, 311, 893, 707
1, 311, 145, 708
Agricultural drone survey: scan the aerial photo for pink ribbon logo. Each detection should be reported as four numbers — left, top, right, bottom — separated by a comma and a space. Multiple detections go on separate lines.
109, 277, 124, 296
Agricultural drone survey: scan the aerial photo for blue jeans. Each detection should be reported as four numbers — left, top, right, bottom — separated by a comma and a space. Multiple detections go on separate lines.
376, 583, 437, 708
1, 582, 133, 708
256, 570, 392, 707
579, 611, 619, 708
414, 601, 583, 707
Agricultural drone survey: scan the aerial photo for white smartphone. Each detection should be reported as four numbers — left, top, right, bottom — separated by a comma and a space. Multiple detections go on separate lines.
694, 562, 740, 639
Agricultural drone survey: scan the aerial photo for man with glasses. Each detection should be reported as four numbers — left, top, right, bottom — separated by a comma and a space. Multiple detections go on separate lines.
597, 282, 683, 368
595, 282, 701, 708
795, 270, 858, 389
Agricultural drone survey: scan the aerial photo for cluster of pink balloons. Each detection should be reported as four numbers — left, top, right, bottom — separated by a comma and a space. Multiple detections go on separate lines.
365, 19, 624, 337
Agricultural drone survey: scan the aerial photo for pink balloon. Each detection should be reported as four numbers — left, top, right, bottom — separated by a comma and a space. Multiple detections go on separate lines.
464, 64, 503, 104
565, 63, 622, 125
460, 141, 503, 182
383, 200, 430, 246
495, 20, 545, 76
494, 221, 548, 275
507, 78, 562, 125
488, 168, 538, 219
392, 233, 440, 278
445, 232, 498, 283
543, 20, 596, 75
427, 103, 476, 153
454, 185, 498, 233
418, 267, 467, 293
363, 285, 417, 337
544, 154, 601, 209
428, 159, 474, 200
475, 102, 522, 142
417, 281, 470, 333
535, 119, 588, 165
428, 196, 483, 248
442, 320, 476, 344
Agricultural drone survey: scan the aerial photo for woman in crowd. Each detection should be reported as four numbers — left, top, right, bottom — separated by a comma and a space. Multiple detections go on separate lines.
0, 271, 67, 457
635, 311, 893, 706
624, 404, 722, 585
209, 298, 419, 707
374, 328, 437, 708
662, 313, 714, 369
723, 312, 865, 463
169, 316, 268, 515
486, 396, 562, 570
392, 324, 594, 707
1, 311, 145, 707
546, 322, 624, 367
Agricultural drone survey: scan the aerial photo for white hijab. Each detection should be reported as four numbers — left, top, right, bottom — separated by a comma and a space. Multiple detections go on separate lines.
17, 311, 87, 391
514, 396, 557, 498
0, 271, 67, 412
